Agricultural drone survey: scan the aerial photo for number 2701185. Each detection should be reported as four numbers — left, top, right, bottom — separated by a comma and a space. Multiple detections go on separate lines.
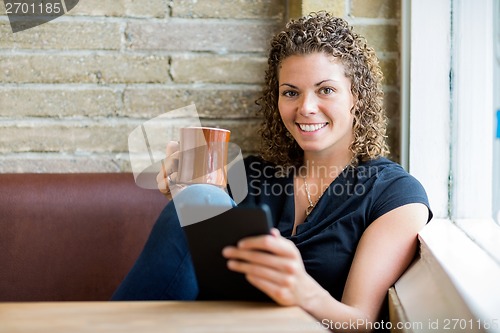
5, 2, 62, 15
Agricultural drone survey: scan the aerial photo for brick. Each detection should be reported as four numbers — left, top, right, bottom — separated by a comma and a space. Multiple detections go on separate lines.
0, 122, 136, 153
0, 154, 130, 172
0, 119, 261, 159
126, 21, 279, 52
69, 0, 166, 18
123, 86, 262, 119
353, 24, 399, 53
171, 54, 266, 84
379, 58, 398, 86
351, 0, 400, 19
122, 0, 166, 17
0, 87, 121, 117
172, 0, 284, 20
0, 22, 120, 50
0, 54, 170, 83
302, 0, 344, 17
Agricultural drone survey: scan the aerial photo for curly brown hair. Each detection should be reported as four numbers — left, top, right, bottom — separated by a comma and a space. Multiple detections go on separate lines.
256, 12, 389, 167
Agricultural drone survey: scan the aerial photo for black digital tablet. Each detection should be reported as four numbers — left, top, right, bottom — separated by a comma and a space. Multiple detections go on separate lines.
182, 204, 273, 301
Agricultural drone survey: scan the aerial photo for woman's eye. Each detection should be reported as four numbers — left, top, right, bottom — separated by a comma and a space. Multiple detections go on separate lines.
319, 87, 334, 95
281, 90, 298, 97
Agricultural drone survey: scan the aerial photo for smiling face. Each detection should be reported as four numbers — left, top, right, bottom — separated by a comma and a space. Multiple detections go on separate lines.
278, 52, 355, 161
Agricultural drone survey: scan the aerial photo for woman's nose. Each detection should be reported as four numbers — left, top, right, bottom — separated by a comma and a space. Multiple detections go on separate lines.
298, 93, 318, 116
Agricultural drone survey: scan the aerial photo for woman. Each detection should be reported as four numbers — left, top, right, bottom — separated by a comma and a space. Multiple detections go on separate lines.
113, 12, 432, 332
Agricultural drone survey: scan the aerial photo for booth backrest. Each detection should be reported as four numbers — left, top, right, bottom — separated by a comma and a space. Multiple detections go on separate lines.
0, 173, 166, 302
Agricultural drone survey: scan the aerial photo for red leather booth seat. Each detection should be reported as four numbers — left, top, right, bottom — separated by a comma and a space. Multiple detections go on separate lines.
0, 173, 166, 302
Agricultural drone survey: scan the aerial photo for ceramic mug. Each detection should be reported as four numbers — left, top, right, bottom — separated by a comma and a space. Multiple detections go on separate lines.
176, 127, 231, 188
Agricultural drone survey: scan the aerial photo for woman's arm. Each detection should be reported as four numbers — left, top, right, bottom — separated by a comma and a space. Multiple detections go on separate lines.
222, 202, 428, 333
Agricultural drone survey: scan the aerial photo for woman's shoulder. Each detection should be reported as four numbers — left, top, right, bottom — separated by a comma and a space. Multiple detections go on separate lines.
357, 157, 429, 205
358, 157, 413, 182
359, 157, 433, 221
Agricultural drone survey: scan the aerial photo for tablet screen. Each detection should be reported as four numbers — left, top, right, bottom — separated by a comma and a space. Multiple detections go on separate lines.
183, 204, 273, 301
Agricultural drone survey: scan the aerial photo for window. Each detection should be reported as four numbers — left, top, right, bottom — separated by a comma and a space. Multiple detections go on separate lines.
494, 0, 500, 224
405, 0, 499, 257
401, 0, 500, 326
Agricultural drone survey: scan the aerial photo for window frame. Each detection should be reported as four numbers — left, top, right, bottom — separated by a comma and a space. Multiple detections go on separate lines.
402, 0, 500, 326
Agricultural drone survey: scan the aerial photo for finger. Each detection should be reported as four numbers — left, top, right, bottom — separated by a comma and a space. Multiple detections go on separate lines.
223, 246, 274, 265
169, 171, 178, 184
157, 178, 169, 195
157, 180, 171, 198
226, 259, 289, 304
157, 153, 180, 191
161, 151, 179, 174
169, 151, 180, 173
157, 160, 174, 197
227, 257, 296, 286
245, 274, 295, 306
224, 246, 301, 275
161, 141, 180, 177
162, 151, 180, 177
156, 169, 178, 189
237, 234, 299, 259
166, 141, 179, 157
157, 159, 168, 182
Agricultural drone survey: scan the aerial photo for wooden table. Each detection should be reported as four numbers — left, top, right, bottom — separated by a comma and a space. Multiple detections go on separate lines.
0, 301, 324, 332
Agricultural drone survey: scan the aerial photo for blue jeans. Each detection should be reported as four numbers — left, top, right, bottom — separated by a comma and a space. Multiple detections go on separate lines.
111, 184, 235, 301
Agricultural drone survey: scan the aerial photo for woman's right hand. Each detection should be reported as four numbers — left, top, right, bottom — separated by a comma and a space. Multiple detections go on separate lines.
156, 141, 180, 199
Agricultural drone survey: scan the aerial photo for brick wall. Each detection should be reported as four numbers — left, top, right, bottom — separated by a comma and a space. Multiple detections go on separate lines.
0, 0, 400, 173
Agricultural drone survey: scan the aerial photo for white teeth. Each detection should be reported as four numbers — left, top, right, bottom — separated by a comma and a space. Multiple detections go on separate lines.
299, 123, 327, 132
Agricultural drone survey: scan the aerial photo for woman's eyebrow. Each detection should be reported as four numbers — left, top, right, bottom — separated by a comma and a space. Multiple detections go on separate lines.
279, 79, 337, 89
315, 79, 335, 86
279, 83, 298, 89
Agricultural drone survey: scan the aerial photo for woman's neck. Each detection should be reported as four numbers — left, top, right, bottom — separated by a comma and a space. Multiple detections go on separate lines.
301, 151, 352, 180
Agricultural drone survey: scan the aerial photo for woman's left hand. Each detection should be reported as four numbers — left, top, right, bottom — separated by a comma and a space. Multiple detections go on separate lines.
222, 228, 320, 307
